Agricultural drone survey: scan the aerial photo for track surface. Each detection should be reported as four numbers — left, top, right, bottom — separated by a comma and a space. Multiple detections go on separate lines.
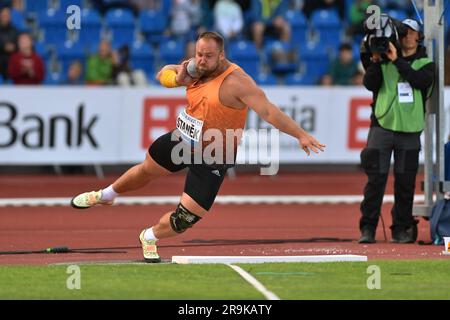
0, 172, 447, 265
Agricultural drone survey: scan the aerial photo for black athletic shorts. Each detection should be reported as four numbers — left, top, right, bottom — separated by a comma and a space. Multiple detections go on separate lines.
148, 130, 232, 211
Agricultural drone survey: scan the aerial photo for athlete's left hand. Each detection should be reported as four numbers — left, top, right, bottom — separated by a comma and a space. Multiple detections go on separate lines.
298, 134, 325, 156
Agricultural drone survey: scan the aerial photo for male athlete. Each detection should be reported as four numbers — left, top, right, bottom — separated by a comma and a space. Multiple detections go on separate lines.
71, 32, 325, 262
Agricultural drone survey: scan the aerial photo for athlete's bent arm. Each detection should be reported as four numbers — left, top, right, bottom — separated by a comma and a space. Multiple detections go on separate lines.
156, 61, 194, 87
234, 73, 325, 155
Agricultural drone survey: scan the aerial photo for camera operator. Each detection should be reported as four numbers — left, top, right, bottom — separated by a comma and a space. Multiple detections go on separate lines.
359, 19, 435, 244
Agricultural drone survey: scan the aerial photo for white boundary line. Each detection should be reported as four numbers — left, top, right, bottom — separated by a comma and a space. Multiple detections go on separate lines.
171, 255, 368, 264
0, 194, 426, 207
227, 264, 281, 300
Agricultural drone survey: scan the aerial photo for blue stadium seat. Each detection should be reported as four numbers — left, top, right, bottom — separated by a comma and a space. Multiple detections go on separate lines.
44, 71, 63, 85
284, 10, 308, 45
10, 9, 27, 31
75, 9, 102, 49
298, 41, 330, 84
58, 0, 83, 10
139, 10, 167, 44
311, 9, 341, 28
56, 40, 85, 74
285, 72, 317, 85
264, 40, 298, 75
25, 0, 50, 13
159, 39, 184, 65
310, 9, 342, 47
34, 40, 51, 62
386, 9, 408, 22
254, 72, 278, 85
38, 9, 67, 44
161, 0, 172, 16
106, 9, 136, 47
130, 41, 154, 76
228, 40, 260, 76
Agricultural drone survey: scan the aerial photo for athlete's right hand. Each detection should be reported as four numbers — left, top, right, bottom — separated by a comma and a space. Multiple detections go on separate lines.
175, 60, 196, 86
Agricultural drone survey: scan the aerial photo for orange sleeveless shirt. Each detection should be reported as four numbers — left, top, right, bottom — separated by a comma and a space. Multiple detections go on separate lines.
185, 63, 248, 149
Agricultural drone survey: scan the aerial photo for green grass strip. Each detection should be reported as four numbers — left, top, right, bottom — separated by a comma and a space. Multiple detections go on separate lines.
0, 260, 449, 300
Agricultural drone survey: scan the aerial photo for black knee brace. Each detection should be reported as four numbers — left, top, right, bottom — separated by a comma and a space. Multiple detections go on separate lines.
169, 203, 201, 233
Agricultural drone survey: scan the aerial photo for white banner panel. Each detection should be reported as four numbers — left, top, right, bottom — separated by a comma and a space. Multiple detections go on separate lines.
0, 86, 448, 165
0, 87, 122, 164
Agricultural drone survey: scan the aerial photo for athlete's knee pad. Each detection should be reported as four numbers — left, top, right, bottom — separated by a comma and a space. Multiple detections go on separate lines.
169, 203, 201, 234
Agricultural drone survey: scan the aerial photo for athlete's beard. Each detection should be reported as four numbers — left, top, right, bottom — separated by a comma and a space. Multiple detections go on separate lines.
198, 59, 220, 77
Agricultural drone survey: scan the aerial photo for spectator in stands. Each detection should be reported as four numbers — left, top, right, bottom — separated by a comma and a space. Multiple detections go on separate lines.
351, 70, 364, 86
251, 0, 291, 49
303, 0, 345, 20
112, 44, 147, 86
326, 43, 358, 85
85, 39, 117, 85
0, 6, 19, 80
11, 0, 23, 11
169, 0, 205, 41
213, 0, 244, 40
8, 33, 44, 84
347, 0, 370, 39
63, 60, 84, 85
319, 74, 333, 86
268, 41, 298, 75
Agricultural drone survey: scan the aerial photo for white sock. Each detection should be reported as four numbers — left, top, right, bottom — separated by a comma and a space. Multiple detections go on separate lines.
101, 185, 118, 201
144, 227, 158, 241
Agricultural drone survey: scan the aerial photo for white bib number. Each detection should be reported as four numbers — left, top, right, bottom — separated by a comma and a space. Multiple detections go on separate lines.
398, 82, 414, 103
176, 110, 203, 143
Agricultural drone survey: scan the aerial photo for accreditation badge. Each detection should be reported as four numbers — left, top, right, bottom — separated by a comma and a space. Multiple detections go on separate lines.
398, 82, 414, 103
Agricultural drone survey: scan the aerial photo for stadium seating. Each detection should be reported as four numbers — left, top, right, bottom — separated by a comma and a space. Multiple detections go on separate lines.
285, 72, 317, 85
159, 39, 184, 65
75, 9, 102, 49
254, 72, 278, 85
285, 10, 308, 45
43, 71, 63, 85
310, 9, 342, 48
10, 8, 27, 31
228, 40, 260, 77
297, 41, 330, 84
34, 40, 51, 62
139, 9, 167, 44
56, 40, 85, 74
386, 9, 408, 22
38, 9, 67, 43
105, 8, 136, 47
264, 40, 299, 75
57, 0, 83, 10
24, 0, 49, 13
3, 1, 423, 87
130, 41, 154, 77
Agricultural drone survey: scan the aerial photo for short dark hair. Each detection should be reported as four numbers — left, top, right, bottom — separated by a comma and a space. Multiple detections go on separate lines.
197, 31, 225, 52
339, 43, 352, 51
